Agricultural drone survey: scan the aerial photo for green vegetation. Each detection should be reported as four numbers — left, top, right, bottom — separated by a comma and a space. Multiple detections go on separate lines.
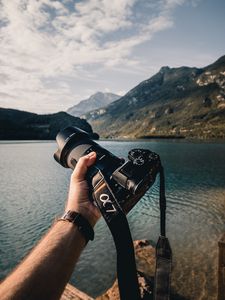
86, 55, 225, 139
0, 108, 93, 140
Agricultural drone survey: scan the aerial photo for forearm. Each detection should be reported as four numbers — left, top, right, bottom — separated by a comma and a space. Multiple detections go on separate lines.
0, 221, 86, 300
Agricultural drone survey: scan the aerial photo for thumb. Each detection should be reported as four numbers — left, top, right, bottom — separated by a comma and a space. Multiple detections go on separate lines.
72, 152, 96, 182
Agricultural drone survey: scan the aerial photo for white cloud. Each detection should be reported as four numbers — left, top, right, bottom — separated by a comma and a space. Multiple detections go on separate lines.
0, 0, 197, 113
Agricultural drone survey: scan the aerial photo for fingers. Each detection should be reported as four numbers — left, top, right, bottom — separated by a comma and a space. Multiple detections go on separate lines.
72, 152, 96, 182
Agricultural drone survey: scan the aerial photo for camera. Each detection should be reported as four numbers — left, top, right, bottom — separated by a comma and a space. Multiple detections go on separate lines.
54, 126, 172, 300
54, 126, 161, 216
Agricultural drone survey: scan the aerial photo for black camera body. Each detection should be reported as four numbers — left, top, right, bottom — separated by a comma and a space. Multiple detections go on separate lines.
54, 127, 161, 216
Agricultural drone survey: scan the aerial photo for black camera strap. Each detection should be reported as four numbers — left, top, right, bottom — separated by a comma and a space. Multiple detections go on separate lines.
92, 171, 141, 300
154, 167, 172, 300
92, 167, 172, 300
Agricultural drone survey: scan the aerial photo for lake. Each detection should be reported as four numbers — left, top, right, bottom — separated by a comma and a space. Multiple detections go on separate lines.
0, 140, 225, 299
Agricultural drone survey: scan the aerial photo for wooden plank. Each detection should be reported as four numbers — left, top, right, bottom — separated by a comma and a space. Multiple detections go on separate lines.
61, 283, 94, 300
218, 233, 225, 300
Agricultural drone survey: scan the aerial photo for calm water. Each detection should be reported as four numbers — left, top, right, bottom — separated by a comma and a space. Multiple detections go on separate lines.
0, 140, 225, 300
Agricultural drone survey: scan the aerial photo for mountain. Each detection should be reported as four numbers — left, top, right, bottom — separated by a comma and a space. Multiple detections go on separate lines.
0, 108, 97, 140
85, 55, 225, 139
67, 92, 120, 117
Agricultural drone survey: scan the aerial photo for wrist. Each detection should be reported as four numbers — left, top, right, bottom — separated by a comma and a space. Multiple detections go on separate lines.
65, 205, 98, 228
60, 210, 95, 243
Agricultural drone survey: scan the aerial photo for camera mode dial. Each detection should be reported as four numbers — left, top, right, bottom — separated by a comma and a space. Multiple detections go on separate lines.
128, 149, 150, 165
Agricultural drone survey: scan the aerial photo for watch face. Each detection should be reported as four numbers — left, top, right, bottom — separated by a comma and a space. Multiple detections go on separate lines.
63, 211, 70, 219
60, 210, 94, 242
62, 210, 79, 221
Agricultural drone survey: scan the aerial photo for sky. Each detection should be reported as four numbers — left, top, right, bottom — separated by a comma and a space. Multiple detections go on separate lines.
0, 0, 224, 114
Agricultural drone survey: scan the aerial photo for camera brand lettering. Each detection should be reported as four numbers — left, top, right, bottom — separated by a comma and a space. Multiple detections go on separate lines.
99, 193, 116, 213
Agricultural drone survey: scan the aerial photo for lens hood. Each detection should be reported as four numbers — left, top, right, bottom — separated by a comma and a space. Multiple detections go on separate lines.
54, 126, 90, 167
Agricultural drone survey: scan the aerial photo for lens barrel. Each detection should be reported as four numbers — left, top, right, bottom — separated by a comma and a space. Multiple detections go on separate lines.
54, 127, 123, 177
54, 127, 92, 167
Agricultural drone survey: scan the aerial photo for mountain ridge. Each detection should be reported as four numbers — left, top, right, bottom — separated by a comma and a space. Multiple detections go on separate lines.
67, 92, 120, 117
85, 55, 225, 139
0, 107, 95, 140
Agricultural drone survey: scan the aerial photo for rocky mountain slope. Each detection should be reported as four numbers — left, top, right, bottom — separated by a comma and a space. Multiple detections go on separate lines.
67, 92, 120, 117
85, 55, 225, 139
0, 108, 94, 140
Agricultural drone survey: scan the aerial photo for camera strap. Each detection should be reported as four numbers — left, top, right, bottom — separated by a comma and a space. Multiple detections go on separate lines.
92, 167, 172, 300
92, 170, 141, 300
154, 167, 172, 300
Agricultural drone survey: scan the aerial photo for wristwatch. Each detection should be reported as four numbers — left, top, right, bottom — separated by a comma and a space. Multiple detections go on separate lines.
60, 210, 94, 243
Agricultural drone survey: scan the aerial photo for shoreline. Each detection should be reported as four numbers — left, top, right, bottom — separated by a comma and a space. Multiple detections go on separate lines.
1, 137, 225, 144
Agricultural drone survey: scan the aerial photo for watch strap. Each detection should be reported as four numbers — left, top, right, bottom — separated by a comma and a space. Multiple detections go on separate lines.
60, 210, 94, 243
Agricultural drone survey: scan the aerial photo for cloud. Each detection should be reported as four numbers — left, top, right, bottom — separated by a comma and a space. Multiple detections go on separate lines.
0, 0, 195, 113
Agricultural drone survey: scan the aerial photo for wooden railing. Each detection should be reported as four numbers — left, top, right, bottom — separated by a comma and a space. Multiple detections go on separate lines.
218, 233, 225, 300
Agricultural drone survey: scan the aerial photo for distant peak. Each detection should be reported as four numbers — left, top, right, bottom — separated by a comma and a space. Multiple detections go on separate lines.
93, 91, 104, 96
159, 66, 170, 73
90, 91, 117, 99
91, 91, 117, 97
67, 91, 120, 117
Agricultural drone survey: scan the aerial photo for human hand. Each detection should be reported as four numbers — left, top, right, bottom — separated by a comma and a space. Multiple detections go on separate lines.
65, 152, 101, 227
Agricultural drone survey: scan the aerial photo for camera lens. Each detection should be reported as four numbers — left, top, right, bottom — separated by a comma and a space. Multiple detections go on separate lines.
54, 126, 123, 178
